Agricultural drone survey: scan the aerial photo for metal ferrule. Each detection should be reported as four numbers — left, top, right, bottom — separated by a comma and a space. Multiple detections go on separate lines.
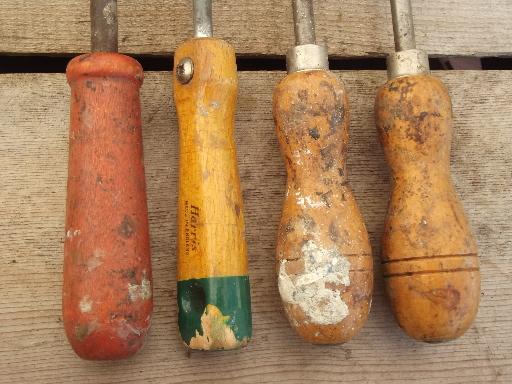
286, 44, 329, 73
387, 0, 430, 79
387, 48, 430, 79
287, 0, 328, 73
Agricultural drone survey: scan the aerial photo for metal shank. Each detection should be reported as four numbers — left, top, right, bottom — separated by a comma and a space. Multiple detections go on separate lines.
91, 0, 118, 52
194, 0, 213, 37
390, 0, 416, 51
292, 0, 316, 45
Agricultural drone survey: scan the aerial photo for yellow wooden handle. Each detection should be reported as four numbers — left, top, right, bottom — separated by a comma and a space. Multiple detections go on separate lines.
375, 74, 480, 341
273, 70, 373, 344
173, 38, 251, 350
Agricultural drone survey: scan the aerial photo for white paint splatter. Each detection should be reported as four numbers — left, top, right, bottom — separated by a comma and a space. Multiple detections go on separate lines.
128, 271, 152, 302
79, 296, 92, 313
87, 249, 104, 271
278, 240, 351, 325
116, 319, 144, 339
296, 194, 325, 208
199, 105, 209, 117
66, 229, 81, 239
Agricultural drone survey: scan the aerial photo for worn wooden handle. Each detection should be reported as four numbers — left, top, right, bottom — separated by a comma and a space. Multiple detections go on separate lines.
173, 38, 251, 350
273, 70, 373, 344
375, 74, 480, 342
63, 52, 152, 360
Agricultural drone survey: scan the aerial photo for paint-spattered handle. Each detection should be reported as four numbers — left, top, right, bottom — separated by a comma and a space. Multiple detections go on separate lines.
375, 74, 480, 341
63, 52, 152, 360
173, 38, 251, 350
273, 70, 373, 344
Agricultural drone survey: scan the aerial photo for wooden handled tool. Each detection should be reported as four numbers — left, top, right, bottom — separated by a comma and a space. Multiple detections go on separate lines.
375, 0, 480, 342
273, 0, 373, 344
173, 0, 251, 350
63, 0, 152, 359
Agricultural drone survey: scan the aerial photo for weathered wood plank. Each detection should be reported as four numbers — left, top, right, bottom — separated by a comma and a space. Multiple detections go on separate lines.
0, 1, 511, 57
0, 70, 511, 383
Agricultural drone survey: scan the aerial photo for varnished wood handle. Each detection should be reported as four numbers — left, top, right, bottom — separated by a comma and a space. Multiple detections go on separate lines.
375, 74, 480, 341
273, 70, 373, 344
173, 38, 251, 350
63, 52, 152, 360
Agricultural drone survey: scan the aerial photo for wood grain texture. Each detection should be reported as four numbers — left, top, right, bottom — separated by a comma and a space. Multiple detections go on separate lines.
173, 38, 251, 351
174, 38, 247, 281
1, 1, 512, 57
375, 74, 480, 342
0, 71, 511, 383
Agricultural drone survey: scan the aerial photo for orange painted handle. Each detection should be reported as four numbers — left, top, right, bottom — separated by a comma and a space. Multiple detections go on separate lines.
63, 52, 152, 360
273, 70, 373, 344
375, 74, 480, 341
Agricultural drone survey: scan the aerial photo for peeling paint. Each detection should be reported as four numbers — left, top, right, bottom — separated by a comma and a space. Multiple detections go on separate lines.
128, 271, 152, 302
87, 248, 104, 271
66, 229, 81, 239
75, 320, 98, 341
188, 304, 242, 350
79, 296, 92, 313
116, 319, 144, 339
278, 240, 351, 325
296, 194, 325, 208
199, 105, 209, 117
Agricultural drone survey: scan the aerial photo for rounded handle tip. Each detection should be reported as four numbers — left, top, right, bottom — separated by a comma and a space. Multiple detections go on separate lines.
64, 309, 152, 360
386, 269, 480, 342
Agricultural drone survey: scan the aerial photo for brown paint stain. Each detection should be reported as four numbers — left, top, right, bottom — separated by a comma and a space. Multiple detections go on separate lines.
309, 127, 320, 140
75, 321, 98, 341
422, 287, 461, 310
118, 215, 136, 238
329, 222, 339, 242
85, 79, 96, 91
75, 324, 90, 341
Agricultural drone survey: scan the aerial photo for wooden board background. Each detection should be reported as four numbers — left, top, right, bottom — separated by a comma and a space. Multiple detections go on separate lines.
1, 0, 512, 56
0, 70, 511, 383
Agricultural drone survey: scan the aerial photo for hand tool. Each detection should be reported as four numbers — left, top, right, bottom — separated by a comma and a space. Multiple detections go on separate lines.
63, 0, 152, 359
375, 0, 480, 341
173, 0, 251, 350
273, 0, 373, 344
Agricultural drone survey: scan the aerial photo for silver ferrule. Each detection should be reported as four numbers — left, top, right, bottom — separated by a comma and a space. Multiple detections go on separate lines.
293, 0, 316, 45
287, 44, 328, 73
193, 0, 213, 37
388, 0, 429, 78
287, 0, 328, 73
387, 49, 429, 78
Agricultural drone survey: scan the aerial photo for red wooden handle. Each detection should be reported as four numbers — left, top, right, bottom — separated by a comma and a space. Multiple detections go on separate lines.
63, 52, 152, 360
